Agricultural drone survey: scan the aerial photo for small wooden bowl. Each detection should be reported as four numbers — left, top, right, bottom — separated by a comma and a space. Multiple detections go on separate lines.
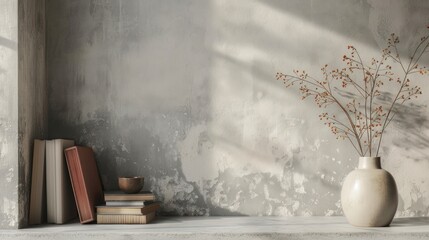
118, 176, 144, 194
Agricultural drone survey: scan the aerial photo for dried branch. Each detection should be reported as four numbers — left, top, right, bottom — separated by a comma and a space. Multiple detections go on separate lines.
277, 28, 429, 157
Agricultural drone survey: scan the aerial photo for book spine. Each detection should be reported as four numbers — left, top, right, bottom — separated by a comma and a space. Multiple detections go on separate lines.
46, 139, 76, 224
65, 148, 94, 223
104, 195, 156, 201
46, 140, 55, 223
105, 201, 145, 206
55, 140, 62, 223
97, 203, 160, 215
29, 140, 45, 225
97, 212, 155, 224
97, 209, 140, 215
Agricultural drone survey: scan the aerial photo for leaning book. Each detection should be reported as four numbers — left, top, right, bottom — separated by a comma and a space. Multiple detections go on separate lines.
65, 146, 104, 224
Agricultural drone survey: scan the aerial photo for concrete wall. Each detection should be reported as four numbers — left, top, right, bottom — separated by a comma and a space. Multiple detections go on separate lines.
18, 0, 47, 227
0, 0, 19, 228
0, 0, 46, 228
46, 0, 429, 216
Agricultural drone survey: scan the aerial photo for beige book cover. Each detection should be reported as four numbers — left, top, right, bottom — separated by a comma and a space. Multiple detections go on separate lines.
96, 203, 160, 215
96, 212, 156, 224
104, 191, 155, 201
29, 139, 46, 225
46, 139, 77, 224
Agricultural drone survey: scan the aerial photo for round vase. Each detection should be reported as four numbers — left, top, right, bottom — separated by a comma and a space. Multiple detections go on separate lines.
341, 157, 398, 227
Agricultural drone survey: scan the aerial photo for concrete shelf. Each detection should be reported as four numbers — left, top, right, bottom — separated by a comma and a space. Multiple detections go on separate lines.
1, 216, 429, 240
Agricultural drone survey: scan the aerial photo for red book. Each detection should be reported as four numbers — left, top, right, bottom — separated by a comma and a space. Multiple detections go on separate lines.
64, 146, 104, 223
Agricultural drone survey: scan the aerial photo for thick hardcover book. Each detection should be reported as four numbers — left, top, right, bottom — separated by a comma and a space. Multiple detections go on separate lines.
104, 191, 155, 201
46, 139, 77, 224
65, 146, 104, 224
106, 200, 155, 206
29, 139, 46, 225
96, 203, 160, 215
97, 212, 156, 224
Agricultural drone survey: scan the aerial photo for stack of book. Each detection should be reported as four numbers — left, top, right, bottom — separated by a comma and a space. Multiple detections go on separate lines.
96, 191, 159, 224
28, 139, 161, 225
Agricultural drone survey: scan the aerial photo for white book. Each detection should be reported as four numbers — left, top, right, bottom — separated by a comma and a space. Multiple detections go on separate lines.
46, 139, 77, 224
29, 139, 46, 225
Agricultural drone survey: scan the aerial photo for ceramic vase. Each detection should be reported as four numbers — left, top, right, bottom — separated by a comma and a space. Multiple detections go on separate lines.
341, 157, 398, 227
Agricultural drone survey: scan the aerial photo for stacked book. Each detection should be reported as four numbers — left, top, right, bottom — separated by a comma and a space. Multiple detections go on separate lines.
29, 139, 161, 225
96, 191, 159, 224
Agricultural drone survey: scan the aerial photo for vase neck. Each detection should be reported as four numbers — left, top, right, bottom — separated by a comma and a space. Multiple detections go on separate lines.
358, 157, 381, 169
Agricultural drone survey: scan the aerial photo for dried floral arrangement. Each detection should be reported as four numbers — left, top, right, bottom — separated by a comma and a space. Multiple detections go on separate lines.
276, 29, 429, 157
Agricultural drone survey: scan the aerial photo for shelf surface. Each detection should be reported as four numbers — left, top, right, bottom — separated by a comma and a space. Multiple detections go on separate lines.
1, 216, 429, 240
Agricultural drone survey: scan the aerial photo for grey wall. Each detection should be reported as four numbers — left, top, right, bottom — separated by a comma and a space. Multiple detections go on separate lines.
0, 0, 46, 228
46, 0, 429, 216
18, 0, 47, 227
0, 0, 19, 228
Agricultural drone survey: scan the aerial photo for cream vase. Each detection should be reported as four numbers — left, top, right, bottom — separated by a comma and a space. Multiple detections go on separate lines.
341, 157, 398, 227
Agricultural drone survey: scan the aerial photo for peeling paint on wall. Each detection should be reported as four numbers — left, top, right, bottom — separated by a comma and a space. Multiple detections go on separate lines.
0, 0, 46, 228
0, 0, 19, 229
46, 0, 429, 217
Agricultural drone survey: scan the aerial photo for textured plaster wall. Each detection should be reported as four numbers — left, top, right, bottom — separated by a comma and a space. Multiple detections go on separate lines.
18, 0, 47, 227
47, 0, 429, 216
0, 0, 46, 228
0, 0, 19, 228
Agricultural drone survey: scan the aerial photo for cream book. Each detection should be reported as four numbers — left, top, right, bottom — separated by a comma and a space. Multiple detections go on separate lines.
29, 139, 46, 225
97, 212, 156, 224
96, 203, 160, 215
46, 139, 77, 224
104, 191, 155, 201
